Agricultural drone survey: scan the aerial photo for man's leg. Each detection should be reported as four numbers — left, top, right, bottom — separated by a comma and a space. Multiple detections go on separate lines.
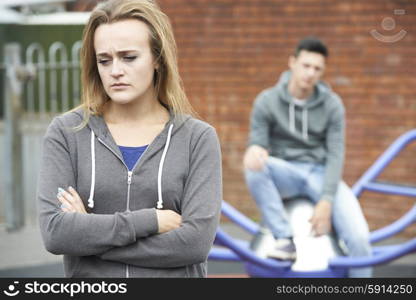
305, 168, 372, 277
331, 182, 372, 277
244, 157, 307, 239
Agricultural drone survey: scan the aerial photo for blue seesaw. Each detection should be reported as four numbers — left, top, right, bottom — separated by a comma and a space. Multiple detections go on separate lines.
209, 129, 416, 277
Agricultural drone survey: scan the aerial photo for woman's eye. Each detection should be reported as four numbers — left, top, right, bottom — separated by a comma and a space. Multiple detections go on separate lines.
123, 56, 137, 61
97, 59, 110, 65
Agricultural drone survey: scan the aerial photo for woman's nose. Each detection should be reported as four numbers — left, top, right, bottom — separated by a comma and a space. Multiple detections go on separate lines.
110, 60, 124, 77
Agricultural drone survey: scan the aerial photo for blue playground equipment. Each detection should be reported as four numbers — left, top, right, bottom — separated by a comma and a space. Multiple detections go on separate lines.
209, 129, 416, 277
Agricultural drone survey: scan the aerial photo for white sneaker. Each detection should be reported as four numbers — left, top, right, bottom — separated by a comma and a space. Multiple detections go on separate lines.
267, 238, 297, 261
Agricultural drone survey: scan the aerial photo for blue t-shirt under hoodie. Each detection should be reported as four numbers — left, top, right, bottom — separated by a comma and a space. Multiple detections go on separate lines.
119, 145, 148, 171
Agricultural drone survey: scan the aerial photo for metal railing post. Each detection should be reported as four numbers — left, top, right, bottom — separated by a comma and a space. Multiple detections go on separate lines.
3, 43, 34, 231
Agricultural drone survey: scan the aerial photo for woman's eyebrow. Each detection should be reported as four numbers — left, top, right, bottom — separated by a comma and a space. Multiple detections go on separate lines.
96, 50, 140, 57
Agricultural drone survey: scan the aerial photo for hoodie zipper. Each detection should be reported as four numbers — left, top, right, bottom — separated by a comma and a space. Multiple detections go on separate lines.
97, 137, 147, 211
126, 170, 133, 278
127, 171, 133, 212
97, 136, 155, 278
97, 138, 132, 278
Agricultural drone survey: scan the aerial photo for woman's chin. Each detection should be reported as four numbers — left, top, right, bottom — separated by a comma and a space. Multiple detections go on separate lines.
108, 96, 136, 106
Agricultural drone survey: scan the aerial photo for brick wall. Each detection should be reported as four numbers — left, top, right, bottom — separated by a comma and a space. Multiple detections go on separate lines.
74, 0, 416, 237
158, 0, 416, 237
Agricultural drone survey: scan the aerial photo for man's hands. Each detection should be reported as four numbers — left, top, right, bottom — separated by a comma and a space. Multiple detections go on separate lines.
243, 145, 269, 171
156, 210, 182, 233
309, 199, 332, 236
244, 145, 333, 237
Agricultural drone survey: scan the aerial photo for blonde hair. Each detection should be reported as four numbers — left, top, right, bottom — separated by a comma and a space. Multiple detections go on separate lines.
74, 0, 194, 128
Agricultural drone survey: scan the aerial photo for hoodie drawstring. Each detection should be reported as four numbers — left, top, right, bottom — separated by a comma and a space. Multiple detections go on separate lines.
88, 130, 96, 208
289, 102, 309, 141
157, 123, 174, 209
289, 102, 295, 134
88, 123, 174, 210
302, 107, 308, 140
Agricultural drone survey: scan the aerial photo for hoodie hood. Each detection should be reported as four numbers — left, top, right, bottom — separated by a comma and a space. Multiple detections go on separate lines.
77, 109, 191, 148
274, 70, 332, 108
273, 71, 333, 140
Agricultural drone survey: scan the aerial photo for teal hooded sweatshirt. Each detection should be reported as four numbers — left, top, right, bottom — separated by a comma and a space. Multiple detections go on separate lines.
248, 71, 345, 202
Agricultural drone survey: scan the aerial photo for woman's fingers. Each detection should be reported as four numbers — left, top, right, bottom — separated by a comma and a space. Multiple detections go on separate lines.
57, 194, 74, 212
68, 186, 87, 213
58, 187, 87, 213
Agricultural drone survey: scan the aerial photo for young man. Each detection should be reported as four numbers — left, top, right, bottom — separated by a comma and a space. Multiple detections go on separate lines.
244, 37, 372, 277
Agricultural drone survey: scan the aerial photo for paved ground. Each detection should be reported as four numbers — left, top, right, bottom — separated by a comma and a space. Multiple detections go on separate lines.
0, 223, 415, 278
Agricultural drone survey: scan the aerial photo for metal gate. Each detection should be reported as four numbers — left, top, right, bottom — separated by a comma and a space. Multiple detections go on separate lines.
1, 40, 81, 231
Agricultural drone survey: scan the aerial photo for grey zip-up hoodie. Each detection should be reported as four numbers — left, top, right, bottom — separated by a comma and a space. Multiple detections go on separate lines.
37, 108, 222, 277
249, 71, 345, 202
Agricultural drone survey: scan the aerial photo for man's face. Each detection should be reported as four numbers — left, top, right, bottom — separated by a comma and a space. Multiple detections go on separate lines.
289, 50, 326, 93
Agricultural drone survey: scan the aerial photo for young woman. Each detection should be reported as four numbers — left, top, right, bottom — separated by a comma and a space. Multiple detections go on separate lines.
37, 0, 222, 278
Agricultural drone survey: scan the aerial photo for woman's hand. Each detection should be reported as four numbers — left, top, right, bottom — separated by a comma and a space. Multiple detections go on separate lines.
57, 186, 87, 213
156, 210, 182, 233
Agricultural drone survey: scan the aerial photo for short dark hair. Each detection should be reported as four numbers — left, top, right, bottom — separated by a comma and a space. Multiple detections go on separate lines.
294, 37, 329, 58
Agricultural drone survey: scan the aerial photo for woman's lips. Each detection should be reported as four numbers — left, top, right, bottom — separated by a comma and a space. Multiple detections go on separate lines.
111, 83, 130, 89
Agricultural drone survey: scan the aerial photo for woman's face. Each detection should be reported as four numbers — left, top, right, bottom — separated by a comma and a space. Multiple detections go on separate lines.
94, 19, 157, 105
